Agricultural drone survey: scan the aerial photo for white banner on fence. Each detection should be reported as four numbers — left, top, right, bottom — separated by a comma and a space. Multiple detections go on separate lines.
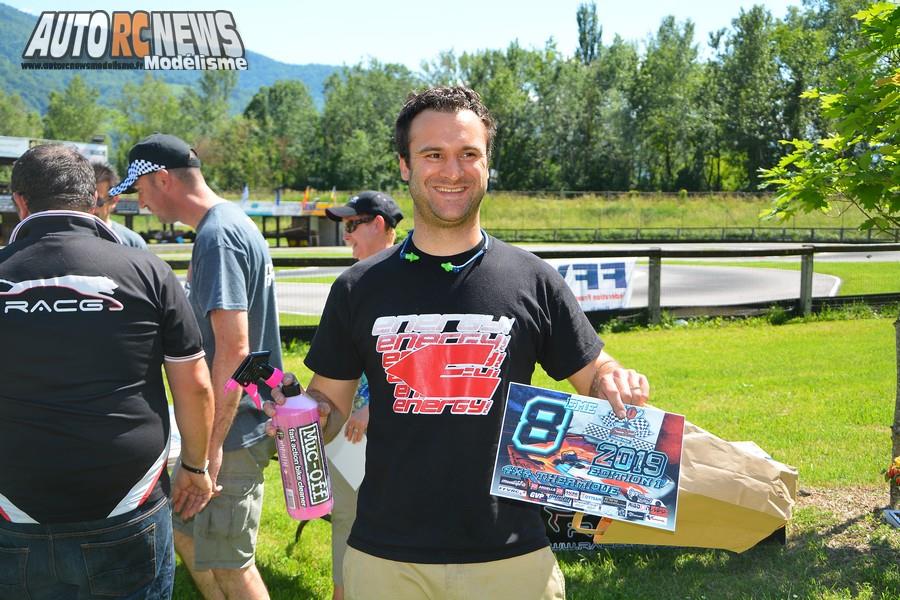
546, 258, 636, 311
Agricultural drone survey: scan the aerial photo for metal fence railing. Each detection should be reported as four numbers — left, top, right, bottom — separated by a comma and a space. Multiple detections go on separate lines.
486, 227, 900, 244
164, 243, 900, 340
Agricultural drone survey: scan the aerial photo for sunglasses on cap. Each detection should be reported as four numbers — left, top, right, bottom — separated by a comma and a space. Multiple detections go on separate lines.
344, 215, 376, 233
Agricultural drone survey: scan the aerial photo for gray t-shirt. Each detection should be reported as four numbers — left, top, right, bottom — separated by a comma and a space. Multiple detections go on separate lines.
109, 220, 148, 249
187, 201, 282, 450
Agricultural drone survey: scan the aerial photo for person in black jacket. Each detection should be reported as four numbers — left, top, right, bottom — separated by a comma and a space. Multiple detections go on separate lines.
0, 144, 215, 600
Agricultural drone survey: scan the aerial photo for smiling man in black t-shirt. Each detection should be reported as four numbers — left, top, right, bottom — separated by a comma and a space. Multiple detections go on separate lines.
270, 87, 651, 599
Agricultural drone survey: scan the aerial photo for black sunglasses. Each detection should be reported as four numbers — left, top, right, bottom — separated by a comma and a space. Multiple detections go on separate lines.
344, 215, 376, 233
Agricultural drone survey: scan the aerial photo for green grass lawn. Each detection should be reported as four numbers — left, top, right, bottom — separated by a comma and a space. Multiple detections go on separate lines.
173, 316, 900, 599
278, 313, 322, 326
277, 276, 339, 285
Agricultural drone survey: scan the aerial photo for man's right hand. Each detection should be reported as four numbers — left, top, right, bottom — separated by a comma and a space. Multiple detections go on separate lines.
263, 372, 333, 436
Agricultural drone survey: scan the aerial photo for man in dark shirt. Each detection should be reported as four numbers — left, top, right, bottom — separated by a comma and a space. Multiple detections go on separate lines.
269, 87, 651, 599
323, 190, 404, 600
0, 144, 215, 599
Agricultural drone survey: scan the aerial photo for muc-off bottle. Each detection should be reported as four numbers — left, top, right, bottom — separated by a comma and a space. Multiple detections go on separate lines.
226, 351, 333, 520
272, 380, 333, 520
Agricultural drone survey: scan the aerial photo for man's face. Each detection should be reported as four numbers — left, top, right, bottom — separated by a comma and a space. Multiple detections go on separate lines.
399, 109, 489, 230
343, 214, 389, 260
134, 172, 176, 224
94, 180, 116, 221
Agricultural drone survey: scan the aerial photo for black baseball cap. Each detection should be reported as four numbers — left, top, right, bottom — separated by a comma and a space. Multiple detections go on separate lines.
326, 191, 404, 227
109, 133, 201, 196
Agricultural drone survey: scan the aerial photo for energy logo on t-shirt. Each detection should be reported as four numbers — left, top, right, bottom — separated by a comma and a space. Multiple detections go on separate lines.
371, 313, 514, 416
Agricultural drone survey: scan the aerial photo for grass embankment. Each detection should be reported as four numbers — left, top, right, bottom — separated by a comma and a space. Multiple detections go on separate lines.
124, 192, 876, 241
173, 316, 900, 599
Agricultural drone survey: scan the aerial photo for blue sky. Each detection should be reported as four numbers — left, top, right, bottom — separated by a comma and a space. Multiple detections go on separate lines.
5, 0, 803, 70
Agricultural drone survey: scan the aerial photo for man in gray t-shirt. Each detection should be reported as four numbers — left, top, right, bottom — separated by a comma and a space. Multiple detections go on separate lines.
111, 133, 280, 600
188, 201, 282, 450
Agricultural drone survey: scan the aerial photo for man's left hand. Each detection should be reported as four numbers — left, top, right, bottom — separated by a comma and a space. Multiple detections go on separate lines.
344, 405, 369, 444
592, 363, 650, 418
171, 467, 214, 520
207, 445, 224, 496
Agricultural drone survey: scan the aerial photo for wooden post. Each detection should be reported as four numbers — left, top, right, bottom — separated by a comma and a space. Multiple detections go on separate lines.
893, 318, 900, 508
799, 246, 814, 316
648, 248, 662, 325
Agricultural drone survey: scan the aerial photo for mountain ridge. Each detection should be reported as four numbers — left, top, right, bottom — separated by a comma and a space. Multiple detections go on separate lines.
0, 3, 340, 113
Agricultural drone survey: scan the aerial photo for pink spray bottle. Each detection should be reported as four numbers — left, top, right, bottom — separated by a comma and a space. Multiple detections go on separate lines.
226, 351, 333, 520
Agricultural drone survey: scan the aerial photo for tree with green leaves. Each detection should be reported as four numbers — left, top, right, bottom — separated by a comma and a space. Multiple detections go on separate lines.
761, 2, 899, 507
199, 116, 272, 191
720, 6, 784, 189
774, 7, 829, 143
544, 35, 638, 191
180, 70, 238, 138
0, 90, 42, 137
631, 16, 704, 190
244, 80, 319, 189
320, 60, 419, 189
112, 74, 187, 171
43, 76, 107, 142
576, 2, 602, 65
762, 3, 898, 231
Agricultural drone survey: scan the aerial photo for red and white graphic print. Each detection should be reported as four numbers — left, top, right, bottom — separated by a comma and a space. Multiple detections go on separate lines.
372, 313, 514, 416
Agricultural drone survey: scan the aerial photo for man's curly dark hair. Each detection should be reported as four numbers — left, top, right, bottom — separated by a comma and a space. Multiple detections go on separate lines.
394, 86, 496, 164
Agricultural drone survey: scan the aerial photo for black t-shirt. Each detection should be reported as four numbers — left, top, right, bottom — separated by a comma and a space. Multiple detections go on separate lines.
306, 234, 603, 563
0, 212, 204, 524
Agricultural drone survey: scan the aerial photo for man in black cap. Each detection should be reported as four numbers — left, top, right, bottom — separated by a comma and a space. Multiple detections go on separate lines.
325, 190, 404, 260
112, 133, 280, 600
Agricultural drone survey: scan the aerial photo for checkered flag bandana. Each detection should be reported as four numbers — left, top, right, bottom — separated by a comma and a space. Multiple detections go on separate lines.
108, 159, 165, 196
585, 413, 655, 451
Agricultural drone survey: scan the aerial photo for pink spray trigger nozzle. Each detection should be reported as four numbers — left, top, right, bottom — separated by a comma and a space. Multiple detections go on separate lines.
246, 383, 261, 410
226, 351, 281, 411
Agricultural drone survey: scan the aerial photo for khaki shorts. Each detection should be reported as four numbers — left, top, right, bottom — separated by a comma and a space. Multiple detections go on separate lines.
173, 437, 274, 570
343, 545, 565, 600
330, 463, 358, 586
